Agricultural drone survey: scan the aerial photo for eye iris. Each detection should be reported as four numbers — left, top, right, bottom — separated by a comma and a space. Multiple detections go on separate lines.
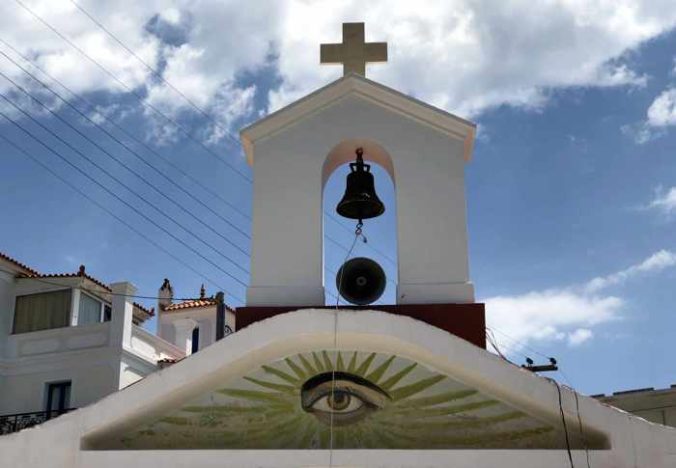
327, 391, 351, 411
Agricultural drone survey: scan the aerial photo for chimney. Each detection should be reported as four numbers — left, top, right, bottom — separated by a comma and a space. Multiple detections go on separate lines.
158, 278, 173, 310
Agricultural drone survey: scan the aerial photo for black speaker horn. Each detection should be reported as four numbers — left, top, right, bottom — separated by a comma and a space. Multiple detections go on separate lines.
336, 257, 386, 305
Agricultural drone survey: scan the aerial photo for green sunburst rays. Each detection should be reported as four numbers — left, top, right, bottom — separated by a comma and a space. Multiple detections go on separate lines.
110, 350, 565, 450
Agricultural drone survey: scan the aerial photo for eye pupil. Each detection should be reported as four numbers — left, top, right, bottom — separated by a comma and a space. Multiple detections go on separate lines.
328, 391, 351, 411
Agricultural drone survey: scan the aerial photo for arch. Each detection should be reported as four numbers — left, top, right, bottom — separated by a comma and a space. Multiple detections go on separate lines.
321, 138, 398, 305
322, 138, 395, 189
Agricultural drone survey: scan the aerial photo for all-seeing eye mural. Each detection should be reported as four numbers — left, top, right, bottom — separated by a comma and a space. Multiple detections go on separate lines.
95, 351, 607, 450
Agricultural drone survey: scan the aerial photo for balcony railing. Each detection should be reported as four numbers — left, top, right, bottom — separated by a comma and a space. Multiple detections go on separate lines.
0, 408, 76, 436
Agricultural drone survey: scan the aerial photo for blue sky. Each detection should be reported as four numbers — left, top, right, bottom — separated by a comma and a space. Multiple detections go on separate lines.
1, 1, 676, 396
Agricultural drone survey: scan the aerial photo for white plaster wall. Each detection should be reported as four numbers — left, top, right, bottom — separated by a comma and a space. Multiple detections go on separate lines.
247, 95, 474, 306
1, 310, 675, 467
0, 348, 120, 414
129, 326, 184, 363
158, 307, 236, 352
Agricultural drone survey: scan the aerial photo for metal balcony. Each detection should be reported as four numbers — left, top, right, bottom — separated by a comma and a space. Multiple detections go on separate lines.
0, 409, 76, 436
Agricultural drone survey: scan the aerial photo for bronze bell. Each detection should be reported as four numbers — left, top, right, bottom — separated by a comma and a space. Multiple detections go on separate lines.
336, 148, 385, 221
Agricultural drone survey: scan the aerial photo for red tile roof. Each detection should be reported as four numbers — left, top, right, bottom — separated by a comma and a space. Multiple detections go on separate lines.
13, 262, 154, 319
21, 266, 111, 292
133, 303, 155, 317
163, 298, 234, 313
0, 251, 40, 276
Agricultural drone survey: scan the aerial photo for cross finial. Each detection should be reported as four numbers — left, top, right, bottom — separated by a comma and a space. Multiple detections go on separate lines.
320, 22, 387, 76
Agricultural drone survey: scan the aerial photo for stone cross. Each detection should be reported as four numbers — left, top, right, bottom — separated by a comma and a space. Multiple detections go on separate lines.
320, 22, 388, 76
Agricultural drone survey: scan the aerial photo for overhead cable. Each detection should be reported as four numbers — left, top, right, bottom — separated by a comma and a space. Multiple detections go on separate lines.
0, 90, 249, 280
0, 133, 240, 300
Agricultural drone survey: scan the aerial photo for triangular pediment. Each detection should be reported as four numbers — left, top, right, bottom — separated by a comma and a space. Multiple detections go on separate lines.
78, 310, 609, 452
240, 75, 477, 165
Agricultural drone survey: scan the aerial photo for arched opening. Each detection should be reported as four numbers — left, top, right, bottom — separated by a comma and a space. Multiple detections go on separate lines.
322, 139, 398, 306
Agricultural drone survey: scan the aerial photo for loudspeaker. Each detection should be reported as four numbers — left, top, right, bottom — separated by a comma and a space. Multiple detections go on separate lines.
336, 257, 386, 305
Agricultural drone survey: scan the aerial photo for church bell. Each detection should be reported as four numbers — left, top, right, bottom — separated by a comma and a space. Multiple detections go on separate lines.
336, 148, 385, 221
336, 257, 386, 305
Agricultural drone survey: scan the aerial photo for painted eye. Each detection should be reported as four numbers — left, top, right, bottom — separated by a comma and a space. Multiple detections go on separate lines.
311, 390, 365, 414
301, 372, 390, 426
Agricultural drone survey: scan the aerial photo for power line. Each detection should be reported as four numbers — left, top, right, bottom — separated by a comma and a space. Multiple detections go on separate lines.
0, 69, 251, 260
12, 0, 252, 182
8, 2, 400, 279
0, 133, 242, 301
1, 54, 252, 242
0, 37, 251, 222
10, 4, 398, 269
68, 0, 242, 150
486, 325, 551, 360
0, 109, 249, 292
325, 214, 397, 267
0, 90, 249, 280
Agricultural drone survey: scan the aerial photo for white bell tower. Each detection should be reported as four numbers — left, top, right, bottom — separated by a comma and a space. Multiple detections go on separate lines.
240, 23, 477, 307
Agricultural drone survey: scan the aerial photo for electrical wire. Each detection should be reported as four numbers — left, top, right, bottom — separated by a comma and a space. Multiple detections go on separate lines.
0, 70, 251, 262
7, 4, 402, 296
329, 223, 363, 466
2, 10, 398, 269
486, 325, 552, 360
0, 109, 248, 292
67, 0, 394, 270
0, 92, 248, 281
551, 378, 575, 468
0, 50, 251, 242
325, 214, 397, 267
68, 0, 242, 151
0, 133, 239, 300
12, 0, 252, 182
0, 37, 251, 222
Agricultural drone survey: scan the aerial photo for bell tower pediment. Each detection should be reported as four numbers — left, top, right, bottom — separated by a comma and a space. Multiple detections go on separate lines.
240, 74, 476, 166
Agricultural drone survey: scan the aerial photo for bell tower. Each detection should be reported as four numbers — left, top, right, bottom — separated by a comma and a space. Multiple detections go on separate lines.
240, 23, 477, 308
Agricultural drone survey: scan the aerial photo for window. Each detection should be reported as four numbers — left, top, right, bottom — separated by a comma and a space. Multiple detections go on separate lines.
13, 290, 71, 334
78, 293, 103, 325
45, 381, 71, 418
191, 327, 200, 354
103, 304, 112, 322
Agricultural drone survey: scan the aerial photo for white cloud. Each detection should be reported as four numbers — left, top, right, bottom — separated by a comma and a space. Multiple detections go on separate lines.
627, 87, 676, 143
646, 88, 676, 127
621, 121, 663, 144
485, 249, 676, 351
486, 289, 622, 350
584, 249, 676, 293
648, 186, 676, 216
2, 0, 675, 143
567, 328, 593, 347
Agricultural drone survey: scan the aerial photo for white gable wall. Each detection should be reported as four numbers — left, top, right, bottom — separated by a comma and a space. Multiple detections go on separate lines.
1, 310, 674, 467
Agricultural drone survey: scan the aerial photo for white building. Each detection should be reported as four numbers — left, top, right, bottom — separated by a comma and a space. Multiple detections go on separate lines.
156, 279, 236, 356
0, 252, 185, 432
